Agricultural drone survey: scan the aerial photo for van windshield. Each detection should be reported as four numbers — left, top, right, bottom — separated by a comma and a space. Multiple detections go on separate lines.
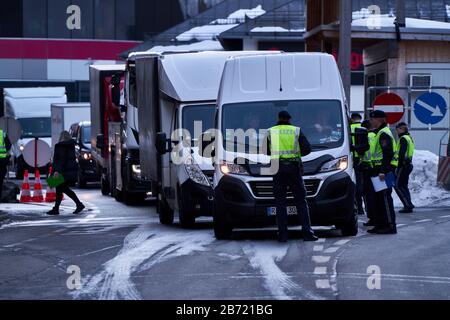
18, 117, 51, 138
222, 100, 344, 154
82, 126, 91, 144
182, 104, 215, 141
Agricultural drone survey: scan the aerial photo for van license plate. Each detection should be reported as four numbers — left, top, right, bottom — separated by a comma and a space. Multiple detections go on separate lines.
267, 206, 297, 216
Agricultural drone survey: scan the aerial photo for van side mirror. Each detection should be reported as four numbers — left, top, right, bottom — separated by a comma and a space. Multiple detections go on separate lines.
199, 131, 215, 159
156, 132, 171, 155
96, 134, 105, 150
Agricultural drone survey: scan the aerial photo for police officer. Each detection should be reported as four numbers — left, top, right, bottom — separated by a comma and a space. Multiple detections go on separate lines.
368, 110, 397, 234
360, 120, 376, 226
350, 113, 364, 215
267, 111, 318, 242
394, 122, 415, 213
0, 128, 12, 202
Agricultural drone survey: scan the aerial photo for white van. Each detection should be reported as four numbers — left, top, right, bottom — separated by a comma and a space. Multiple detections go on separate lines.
137, 51, 279, 227
207, 53, 357, 239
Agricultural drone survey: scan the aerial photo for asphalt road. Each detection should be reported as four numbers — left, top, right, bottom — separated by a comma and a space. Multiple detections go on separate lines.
1, 184, 450, 300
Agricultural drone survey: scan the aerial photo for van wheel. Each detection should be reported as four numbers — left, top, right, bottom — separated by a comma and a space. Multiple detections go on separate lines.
338, 214, 358, 237
114, 188, 123, 202
213, 210, 232, 240
159, 197, 174, 225
101, 177, 110, 195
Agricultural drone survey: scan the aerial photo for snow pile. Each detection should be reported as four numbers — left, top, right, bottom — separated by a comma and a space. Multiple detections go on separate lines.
352, 16, 450, 29
176, 5, 266, 42
150, 40, 223, 52
250, 26, 305, 33
392, 150, 450, 207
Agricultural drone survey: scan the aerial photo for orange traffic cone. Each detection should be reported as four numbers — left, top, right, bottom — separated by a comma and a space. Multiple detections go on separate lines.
32, 169, 44, 203
20, 170, 32, 203
45, 167, 56, 202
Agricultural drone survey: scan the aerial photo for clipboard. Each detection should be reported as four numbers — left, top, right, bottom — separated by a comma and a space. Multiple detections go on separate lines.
371, 172, 396, 192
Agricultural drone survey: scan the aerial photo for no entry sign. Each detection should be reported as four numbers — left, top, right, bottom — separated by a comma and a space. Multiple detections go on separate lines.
372, 93, 405, 124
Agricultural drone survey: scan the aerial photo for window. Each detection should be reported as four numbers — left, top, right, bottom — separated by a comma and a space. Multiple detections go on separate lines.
23, 0, 47, 38
48, 0, 71, 38
94, 0, 115, 39
18, 117, 52, 138
182, 104, 215, 141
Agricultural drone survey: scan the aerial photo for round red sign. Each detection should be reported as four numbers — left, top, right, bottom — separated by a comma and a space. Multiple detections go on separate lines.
372, 93, 405, 124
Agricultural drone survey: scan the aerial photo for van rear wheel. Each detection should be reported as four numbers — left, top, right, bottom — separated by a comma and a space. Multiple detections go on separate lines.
101, 177, 110, 195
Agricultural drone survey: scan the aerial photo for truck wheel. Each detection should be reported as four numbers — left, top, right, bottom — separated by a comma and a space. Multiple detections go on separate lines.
101, 177, 110, 195
158, 197, 174, 225
337, 214, 358, 237
213, 209, 232, 240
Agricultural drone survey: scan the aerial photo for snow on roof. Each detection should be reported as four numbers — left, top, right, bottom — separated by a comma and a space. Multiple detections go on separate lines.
250, 26, 305, 33
176, 24, 238, 41
176, 4, 266, 42
149, 40, 223, 53
352, 16, 450, 29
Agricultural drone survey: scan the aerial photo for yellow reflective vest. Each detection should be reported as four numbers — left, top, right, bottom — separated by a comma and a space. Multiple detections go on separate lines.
268, 125, 301, 160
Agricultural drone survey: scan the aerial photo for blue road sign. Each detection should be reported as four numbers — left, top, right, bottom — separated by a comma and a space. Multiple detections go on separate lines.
414, 92, 447, 125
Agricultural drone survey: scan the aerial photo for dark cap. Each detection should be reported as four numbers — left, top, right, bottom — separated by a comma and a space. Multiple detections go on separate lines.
278, 110, 292, 120
369, 110, 386, 119
351, 113, 362, 120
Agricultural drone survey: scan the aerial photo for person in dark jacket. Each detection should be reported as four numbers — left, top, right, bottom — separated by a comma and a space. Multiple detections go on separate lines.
47, 131, 85, 215
394, 122, 415, 213
368, 110, 397, 234
0, 129, 12, 202
265, 111, 318, 242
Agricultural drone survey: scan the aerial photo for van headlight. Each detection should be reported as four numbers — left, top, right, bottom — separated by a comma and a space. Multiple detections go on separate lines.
320, 156, 348, 173
81, 151, 92, 160
185, 156, 210, 186
220, 162, 249, 176
19, 144, 25, 152
132, 164, 142, 180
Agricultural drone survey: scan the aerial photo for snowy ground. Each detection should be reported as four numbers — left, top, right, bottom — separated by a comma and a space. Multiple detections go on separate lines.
392, 150, 450, 208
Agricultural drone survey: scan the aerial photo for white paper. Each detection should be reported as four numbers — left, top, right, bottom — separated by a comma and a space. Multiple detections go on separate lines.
371, 176, 388, 192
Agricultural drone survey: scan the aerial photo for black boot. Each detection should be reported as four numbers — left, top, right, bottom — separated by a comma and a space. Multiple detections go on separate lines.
363, 220, 375, 227
303, 233, 319, 242
399, 207, 413, 214
73, 203, 85, 215
47, 208, 60, 216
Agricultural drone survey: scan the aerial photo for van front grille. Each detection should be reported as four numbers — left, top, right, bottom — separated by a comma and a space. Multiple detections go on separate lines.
249, 179, 320, 198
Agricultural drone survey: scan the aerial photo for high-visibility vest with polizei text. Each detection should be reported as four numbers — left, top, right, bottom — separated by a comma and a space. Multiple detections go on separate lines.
268, 125, 302, 160
371, 126, 398, 168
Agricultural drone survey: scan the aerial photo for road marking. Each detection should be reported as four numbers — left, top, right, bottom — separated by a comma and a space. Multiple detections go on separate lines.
313, 245, 324, 252
78, 245, 122, 257
439, 215, 450, 218
415, 219, 432, 223
334, 239, 350, 246
316, 238, 326, 243
312, 256, 331, 263
314, 267, 327, 275
315, 279, 331, 289
324, 247, 340, 254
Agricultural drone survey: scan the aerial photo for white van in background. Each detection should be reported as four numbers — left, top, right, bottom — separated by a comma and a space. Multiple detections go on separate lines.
3, 87, 67, 178
207, 53, 357, 239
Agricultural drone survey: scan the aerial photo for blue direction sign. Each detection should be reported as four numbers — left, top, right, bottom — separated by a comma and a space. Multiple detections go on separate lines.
414, 92, 447, 125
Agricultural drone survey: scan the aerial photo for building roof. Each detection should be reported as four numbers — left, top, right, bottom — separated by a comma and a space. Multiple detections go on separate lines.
122, 0, 293, 57
219, 0, 306, 41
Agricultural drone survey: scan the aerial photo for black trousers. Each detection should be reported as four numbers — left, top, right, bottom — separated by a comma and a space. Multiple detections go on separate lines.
394, 164, 414, 209
355, 167, 364, 214
373, 186, 396, 228
362, 168, 376, 222
0, 163, 6, 201
55, 182, 81, 209
273, 162, 314, 237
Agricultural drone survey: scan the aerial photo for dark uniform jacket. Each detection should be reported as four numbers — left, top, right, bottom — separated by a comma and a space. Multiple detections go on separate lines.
52, 139, 78, 183
373, 123, 395, 174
